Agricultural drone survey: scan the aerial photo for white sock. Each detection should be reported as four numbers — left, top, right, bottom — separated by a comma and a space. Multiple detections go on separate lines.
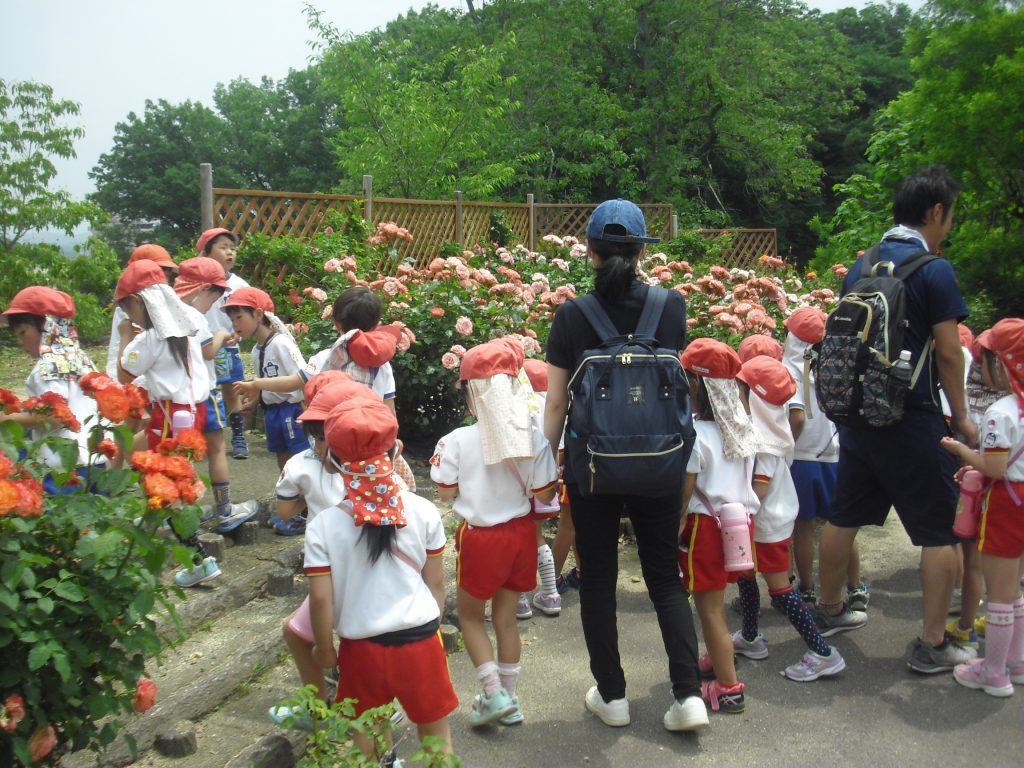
537, 544, 557, 597
476, 661, 501, 697
498, 662, 521, 698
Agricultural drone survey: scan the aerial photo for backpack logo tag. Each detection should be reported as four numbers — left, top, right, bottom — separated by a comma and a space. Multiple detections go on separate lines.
627, 384, 645, 405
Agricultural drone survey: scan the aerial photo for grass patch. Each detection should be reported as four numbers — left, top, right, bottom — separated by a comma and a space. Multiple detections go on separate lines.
0, 343, 109, 396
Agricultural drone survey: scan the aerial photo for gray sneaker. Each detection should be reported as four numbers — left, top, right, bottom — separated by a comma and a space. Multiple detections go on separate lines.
814, 603, 867, 637
217, 499, 259, 533
907, 635, 978, 674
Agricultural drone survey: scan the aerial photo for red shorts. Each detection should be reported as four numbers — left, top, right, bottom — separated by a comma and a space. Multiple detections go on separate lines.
336, 633, 459, 725
456, 515, 537, 599
978, 482, 1024, 558
147, 400, 207, 449
753, 538, 791, 575
679, 513, 746, 593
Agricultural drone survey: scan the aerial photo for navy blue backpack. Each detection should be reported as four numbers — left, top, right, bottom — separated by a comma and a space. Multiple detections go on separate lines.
564, 288, 696, 498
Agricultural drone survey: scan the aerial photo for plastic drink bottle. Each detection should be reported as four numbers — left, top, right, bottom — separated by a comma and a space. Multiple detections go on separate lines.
171, 409, 195, 438
719, 502, 754, 572
952, 469, 985, 539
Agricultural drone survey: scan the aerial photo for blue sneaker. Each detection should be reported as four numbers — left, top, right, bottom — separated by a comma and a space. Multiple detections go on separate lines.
556, 567, 581, 594
175, 557, 221, 588
217, 500, 259, 533
272, 514, 306, 536
499, 696, 523, 725
468, 689, 516, 727
268, 704, 312, 732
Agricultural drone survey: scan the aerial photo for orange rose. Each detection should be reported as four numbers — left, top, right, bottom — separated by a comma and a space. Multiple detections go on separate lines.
0, 479, 17, 516
133, 677, 157, 713
94, 387, 131, 423
79, 371, 115, 393
125, 384, 149, 418
0, 388, 23, 414
96, 439, 118, 460
0, 453, 14, 480
174, 429, 207, 461
28, 723, 57, 762
13, 478, 43, 517
143, 473, 179, 508
176, 478, 205, 505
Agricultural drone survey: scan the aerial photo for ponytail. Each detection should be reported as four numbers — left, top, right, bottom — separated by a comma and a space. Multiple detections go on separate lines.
167, 336, 191, 374
359, 526, 399, 564
590, 239, 643, 302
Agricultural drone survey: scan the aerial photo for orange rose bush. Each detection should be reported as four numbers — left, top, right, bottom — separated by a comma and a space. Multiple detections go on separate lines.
0, 377, 203, 765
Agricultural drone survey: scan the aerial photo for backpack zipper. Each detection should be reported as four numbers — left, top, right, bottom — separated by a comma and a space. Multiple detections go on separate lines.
587, 440, 684, 492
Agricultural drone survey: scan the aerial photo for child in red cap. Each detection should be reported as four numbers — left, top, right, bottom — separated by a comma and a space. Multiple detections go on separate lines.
733, 356, 846, 682
430, 339, 558, 727
1, 287, 99, 487
173, 257, 258, 534
679, 337, 758, 713
221, 288, 308, 471
196, 228, 251, 459
305, 398, 456, 762
941, 318, 1024, 697
782, 307, 869, 615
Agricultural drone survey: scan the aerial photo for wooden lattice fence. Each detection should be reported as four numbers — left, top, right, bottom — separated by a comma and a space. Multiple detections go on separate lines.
205, 174, 775, 272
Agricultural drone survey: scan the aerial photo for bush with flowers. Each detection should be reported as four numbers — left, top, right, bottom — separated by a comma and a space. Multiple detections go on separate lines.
238, 213, 845, 444
0, 375, 208, 766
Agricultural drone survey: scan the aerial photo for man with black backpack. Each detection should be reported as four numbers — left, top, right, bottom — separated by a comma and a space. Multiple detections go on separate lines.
816, 165, 981, 674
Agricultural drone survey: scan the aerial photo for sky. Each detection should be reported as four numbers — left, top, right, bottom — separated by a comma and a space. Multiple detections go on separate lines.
3, 0, 921, 206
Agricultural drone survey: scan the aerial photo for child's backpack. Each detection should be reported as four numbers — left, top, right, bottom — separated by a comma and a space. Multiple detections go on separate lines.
565, 288, 696, 497
813, 245, 937, 429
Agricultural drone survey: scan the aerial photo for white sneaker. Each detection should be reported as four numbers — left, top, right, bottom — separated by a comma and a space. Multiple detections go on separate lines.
516, 593, 533, 620
663, 695, 709, 732
783, 647, 847, 682
217, 499, 259, 533
584, 686, 629, 727
731, 629, 769, 660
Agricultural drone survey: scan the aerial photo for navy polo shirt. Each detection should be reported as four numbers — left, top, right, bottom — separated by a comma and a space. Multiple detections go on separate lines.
842, 236, 967, 412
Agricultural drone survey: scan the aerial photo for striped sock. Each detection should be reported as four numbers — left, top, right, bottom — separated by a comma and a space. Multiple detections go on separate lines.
985, 603, 1014, 671
738, 577, 760, 641
537, 544, 557, 597
476, 661, 501, 697
771, 586, 830, 656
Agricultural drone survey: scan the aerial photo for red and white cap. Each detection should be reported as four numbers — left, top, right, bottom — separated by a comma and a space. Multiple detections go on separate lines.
325, 398, 398, 462
523, 358, 547, 392
738, 334, 783, 363
458, 338, 524, 382
173, 257, 229, 297
784, 307, 827, 344
299, 378, 381, 423
958, 323, 975, 350
221, 287, 274, 313
737, 356, 797, 406
348, 325, 404, 367
1, 287, 76, 324
115, 260, 167, 302
129, 243, 178, 270
680, 337, 741, 379
195, 228, 238, 255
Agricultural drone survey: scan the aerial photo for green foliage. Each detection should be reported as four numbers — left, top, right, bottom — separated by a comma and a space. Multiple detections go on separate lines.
276, 686, 459, 767
0, 80, 105, 251
0, 416, 196, 765
807, 174, 890, 275
0, 238, 119, 344
661, 230, 736, 269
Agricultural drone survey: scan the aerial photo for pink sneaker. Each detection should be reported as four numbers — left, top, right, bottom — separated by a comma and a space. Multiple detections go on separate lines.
953, 659, 1014, 697
698, 652, 715, 680
699, 678, 745, 713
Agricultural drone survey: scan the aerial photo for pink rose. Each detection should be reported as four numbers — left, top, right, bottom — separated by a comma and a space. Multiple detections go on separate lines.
455, 316, 473, 337
441, 352, 460, 370
133, 676, 157, 713
431, 307, 445, 318
29, 724, 57, 762
310, 288, 328, 303
2, 694, 25, 732
324, 226, 334, 235
449, 344, 467, 357
324, 259, 342, 273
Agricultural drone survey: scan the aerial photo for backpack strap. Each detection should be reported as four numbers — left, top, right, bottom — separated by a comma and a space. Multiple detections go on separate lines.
574, 294, 623, 343
634, 287, 668, 341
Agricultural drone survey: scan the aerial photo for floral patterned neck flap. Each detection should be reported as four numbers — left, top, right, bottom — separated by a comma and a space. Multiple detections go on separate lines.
38, 315, 95, 382
334, 454, 406, 527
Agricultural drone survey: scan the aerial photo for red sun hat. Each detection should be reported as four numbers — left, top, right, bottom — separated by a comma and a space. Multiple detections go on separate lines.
680, 337, 742, 379
299, 378, 381, 422
221, 287, 275, 313
981, 318, 1024, 372
458, 338, 523, 382
971, 330, 991, 365
129, 243, 178, 270
115, 260, 168, 302
174, 257, 229, 294
1, 287, 76, 324
737, 356, 797, 406
738, 334, 784, 363
784, 307, 827, 344
324, 398, 398, 462
303, 370, 354, 404
348, 325, 404, 367
195, 228, 238, 256
958, 323, 975, 350
523, 358, 548, 393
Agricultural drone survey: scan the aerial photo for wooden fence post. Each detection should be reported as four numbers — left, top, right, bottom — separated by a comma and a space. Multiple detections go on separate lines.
454, 190, 463, 245
527, 193, 535, 252
671, 214, 678, 240
362, 175, 373, 224
199, 163, 213, 230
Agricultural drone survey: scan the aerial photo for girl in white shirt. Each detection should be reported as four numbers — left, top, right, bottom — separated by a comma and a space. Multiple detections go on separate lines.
734, 356, 846, 683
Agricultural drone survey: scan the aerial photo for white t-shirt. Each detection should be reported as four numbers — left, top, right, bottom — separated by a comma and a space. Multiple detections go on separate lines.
783, 333, 838, 463
205, 272, 249, 343
980, 394, 1024, 482
940, 347, 973, 419
276, 450, 346, 520
252, 333, 306, 405
303, 491, 446, 639
430, 422, 558, 527
121, 328, 210, 405
106, 306, 128, 378
182, 305, 216, 384
685, 420, 758, 518
26, 366, 99, 467
304, 347, 396, 401
751, 453, 798, 543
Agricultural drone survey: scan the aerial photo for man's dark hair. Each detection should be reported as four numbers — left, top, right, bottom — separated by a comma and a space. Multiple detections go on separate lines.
5, 313, 45, 333
892, 165, 962, 227
333, 286, 381, 332
589, 228, 644, 303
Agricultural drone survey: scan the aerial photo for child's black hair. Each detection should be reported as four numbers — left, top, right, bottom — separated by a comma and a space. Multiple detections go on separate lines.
590, 232, 644, 303
116, 297, 191, 371
333, 287, 381, 332
686, 371, 716, 421
326, 444, 401, 564
5, 313, 45, 333
225, 306, 272, 328
892, 165, 961, 227
202, 232, 238, 255
302, 420, 325, 442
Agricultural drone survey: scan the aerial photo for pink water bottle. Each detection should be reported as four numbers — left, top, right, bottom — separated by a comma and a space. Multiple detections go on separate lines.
533, 495, 560, 516
171, 410, 194, 438
952, 469, 986, 539
719, 502, 754, 572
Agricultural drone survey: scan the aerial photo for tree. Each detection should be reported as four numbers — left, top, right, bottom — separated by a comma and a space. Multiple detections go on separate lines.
0, 80, 102, 251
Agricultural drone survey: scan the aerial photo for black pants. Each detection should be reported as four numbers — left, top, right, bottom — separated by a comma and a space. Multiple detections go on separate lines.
567, 482, 701, 702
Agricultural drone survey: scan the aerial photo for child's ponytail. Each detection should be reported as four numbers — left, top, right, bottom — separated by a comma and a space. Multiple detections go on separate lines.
359, 526, 399, 565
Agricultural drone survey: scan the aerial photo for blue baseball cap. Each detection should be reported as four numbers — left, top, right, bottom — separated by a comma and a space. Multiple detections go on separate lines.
585, 199, 660, 244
